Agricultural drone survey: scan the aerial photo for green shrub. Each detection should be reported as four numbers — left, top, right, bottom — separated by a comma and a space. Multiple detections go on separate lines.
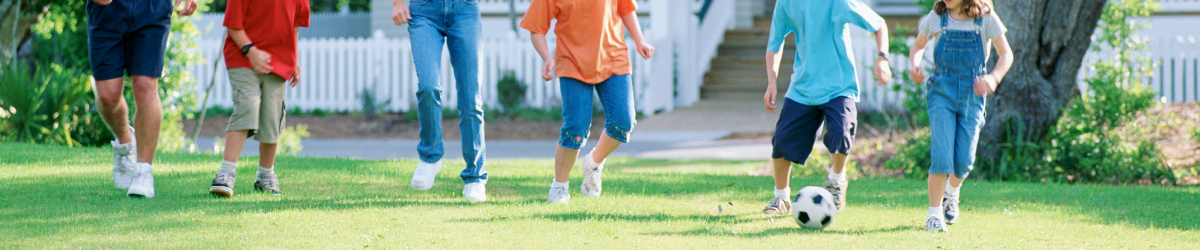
277, 124, 310, 156
883, 129, 931, 179
0, 63, 98, 146
497, 70, 527, 112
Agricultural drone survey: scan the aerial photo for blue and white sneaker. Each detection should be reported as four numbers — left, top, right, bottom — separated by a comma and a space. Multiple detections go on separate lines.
926, 214, 948, 232
943, 193, 960, 225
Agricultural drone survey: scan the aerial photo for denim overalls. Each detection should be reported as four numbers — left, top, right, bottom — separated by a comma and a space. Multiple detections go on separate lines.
926, 13, 988, 179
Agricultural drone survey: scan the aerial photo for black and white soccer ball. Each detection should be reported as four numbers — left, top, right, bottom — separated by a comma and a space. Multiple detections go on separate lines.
792, 186, 838, 229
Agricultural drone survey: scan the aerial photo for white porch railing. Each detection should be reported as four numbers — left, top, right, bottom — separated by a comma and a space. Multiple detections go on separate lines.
192, 33, 653, 113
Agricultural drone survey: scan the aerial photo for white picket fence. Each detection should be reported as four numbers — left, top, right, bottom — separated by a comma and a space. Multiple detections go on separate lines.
192, 33, 654, 113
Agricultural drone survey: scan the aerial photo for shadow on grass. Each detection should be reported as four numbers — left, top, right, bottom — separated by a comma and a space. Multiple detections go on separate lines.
647, 224, 924, 237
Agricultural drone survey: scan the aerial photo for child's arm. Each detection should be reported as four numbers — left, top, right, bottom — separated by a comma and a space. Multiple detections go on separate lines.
764, 50, 784, 114
290, 27, 300, 87
530, 33, 555, 81
909, 33, 930, 84
227, 28, 273, 75
620, 13, 654, 60
872, 26, 892, 85
974, 35, 1013, 96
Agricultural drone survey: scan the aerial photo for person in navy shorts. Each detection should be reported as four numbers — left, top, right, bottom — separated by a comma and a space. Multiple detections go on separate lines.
86, 0, 197, 198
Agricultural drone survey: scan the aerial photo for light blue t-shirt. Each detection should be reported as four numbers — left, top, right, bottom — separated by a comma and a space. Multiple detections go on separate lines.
766, 0, 885, 106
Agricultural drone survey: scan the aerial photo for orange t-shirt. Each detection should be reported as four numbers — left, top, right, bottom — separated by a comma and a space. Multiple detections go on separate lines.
520, 0, 638, 84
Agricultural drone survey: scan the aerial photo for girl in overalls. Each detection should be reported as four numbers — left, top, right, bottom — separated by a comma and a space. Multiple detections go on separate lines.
909, 0, 1012, 232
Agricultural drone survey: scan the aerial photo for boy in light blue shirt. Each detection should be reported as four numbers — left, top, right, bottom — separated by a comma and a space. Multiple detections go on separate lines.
761, 0, 892, 215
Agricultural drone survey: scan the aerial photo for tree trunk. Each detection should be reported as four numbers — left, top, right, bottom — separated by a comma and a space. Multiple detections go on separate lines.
0, 0, 41, 64
979, 0, 1107, 160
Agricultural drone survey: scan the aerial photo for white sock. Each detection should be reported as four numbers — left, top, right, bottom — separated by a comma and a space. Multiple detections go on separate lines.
774, 188, 790, 199
219, 160, 237, 175
930, 206, 942, 216
551, 181, 569, 188
257, 165, 274, 176
945, 181, 961, 197
827, 167, 846, 181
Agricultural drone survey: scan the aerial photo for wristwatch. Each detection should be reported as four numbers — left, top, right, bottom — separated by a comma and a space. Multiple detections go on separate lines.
241, 43, 255, 55
877, 52, 890, 61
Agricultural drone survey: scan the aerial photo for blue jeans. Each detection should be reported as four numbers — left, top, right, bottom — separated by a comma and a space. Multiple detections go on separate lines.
408, 0, 486, 184
558, 75, 636, 150
926, 13, 988, 179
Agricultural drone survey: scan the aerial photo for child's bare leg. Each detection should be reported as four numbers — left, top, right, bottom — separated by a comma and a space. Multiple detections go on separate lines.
831, 153, 848, 174
928, 174, 949, 207
554, 146, 580, 183
590, 133, 622, 162
259, 142, 278, 168
772, 158, 791, 190
948, 174, 966, 188
222, 131, 250, 162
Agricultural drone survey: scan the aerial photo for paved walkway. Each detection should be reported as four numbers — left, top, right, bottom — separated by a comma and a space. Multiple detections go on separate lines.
195, 100, 779, 160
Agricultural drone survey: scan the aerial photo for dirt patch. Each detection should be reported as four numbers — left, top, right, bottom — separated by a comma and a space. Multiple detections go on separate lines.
182, 113, 603, 141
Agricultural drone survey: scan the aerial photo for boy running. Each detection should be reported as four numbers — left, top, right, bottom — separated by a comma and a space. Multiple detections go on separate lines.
761, 0, 892, 214
208, 0, 311, 197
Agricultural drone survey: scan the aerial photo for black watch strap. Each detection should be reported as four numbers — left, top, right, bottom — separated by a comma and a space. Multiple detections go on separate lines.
241, 43, 254, 55
877, 52, 889, 61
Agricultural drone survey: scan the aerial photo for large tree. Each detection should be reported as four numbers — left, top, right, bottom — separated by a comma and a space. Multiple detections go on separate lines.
979, 0, 1108, 159
0, 0, 46, 64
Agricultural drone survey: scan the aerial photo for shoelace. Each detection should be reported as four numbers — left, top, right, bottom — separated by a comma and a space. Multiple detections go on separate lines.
261, 179, 278, 190
214, 173, 232, 184
766, 197, 786, 211
927, 216, 943, 230
550, 186, 568, 199
944, 196, 959, 213
825, 181, 842, 202
583, 168, 601, 187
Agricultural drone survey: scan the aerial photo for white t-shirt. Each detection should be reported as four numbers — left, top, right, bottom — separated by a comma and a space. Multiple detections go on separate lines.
918, 10, 1008, 62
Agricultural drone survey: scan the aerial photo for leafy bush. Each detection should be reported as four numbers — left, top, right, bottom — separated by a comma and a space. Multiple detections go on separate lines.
0, 63, 97, 146
497, 70, 527, 112
883, 129, 931, 179
277, 124, 310, 156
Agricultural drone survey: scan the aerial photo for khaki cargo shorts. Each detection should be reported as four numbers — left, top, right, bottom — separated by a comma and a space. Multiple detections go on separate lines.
225, 67, 287, 144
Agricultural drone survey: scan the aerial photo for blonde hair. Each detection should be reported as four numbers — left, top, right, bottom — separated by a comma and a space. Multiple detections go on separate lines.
934, 0, 994, 19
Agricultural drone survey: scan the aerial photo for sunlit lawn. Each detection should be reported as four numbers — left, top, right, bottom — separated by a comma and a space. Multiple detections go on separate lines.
1, 142, 1197, 248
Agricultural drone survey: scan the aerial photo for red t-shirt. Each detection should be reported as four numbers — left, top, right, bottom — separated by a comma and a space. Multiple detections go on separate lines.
223, 0, 311, 79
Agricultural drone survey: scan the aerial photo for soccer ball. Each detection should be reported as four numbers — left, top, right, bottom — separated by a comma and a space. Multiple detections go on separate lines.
792, 186, 838, 229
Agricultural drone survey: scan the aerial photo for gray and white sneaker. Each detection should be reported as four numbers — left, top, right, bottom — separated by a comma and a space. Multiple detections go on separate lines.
464, 182, 486, 202
126, 163, 155, 198
209, 171, 236, 197
411, 160, 442, 190
762, 196, 792, 215
943, 193, 960, 225
580, 153, 604, 197
926, 214, 948, 232
823, 177, 848, 211
254, 172, 281, 195
111, 127, 137, 190
548, 185, 570, 204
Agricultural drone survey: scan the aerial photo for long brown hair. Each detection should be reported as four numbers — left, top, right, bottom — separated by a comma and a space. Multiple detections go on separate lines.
934, 0, 994, 19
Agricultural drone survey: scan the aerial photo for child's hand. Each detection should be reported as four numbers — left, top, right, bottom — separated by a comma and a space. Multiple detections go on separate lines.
873, 60, 892, 85
974, 74, 997, 96
247, 47, 273, 75
763, 83, 778, 114
174, 0, 198, 16
636, 42, 655, 60
541, 60, 555, 81
93, 0, 113, 6
290, 66, 301, 87
392, 1, 412, 25
911, 65, 926, 84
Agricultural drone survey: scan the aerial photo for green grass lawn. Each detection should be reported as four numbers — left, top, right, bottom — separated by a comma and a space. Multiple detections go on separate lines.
2, 142, 1197, 249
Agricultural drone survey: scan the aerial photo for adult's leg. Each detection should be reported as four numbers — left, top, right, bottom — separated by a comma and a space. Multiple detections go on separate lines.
409, 16, 448, 164
555, 78, 595, 183
130, 75, 162, 164
447, 7, 486, 184
94, 78, 134, 144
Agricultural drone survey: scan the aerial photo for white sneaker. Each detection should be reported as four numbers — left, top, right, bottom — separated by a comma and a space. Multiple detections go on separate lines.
411, 160, 442, 190
926, 214, 948, 232
463, 182, 487, 202
547, 185, 570, 204
580, 152, 604, 197
126, 163, 155, 198
111, 127, 136, 190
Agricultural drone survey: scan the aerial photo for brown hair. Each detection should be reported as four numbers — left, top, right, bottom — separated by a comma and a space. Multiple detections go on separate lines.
934, 0, 994, 19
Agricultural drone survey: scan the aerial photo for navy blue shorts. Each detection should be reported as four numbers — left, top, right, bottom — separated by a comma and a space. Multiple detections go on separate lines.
86, 0, 173, 81
772, 97, 857, 164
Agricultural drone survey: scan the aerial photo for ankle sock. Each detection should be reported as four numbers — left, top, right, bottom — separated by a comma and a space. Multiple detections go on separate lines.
827, 167, 846, 181
774, 188, 790, 199
551, 181, 569, 188
945, 181, 961, 197
219, 161, 237, 175
257, 165, 274, 176
930, 206, 942, 216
